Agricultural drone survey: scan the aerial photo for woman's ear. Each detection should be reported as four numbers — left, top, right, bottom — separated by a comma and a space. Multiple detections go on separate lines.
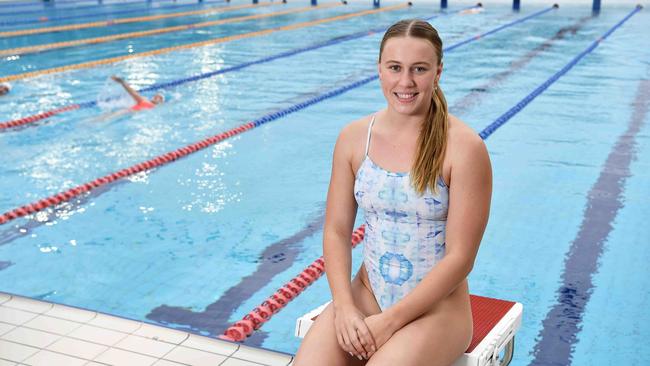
433, 62, 443, 85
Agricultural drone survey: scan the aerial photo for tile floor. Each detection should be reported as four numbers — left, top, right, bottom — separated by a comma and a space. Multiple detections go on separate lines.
0, 292, 294, 366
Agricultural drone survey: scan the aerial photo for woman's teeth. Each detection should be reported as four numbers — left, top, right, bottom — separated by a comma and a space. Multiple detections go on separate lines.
395, 92, 417, 100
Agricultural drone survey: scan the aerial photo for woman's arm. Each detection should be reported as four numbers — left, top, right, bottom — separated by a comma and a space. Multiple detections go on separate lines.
323, 122, 375, 359
383, 129, 492, 331
324, 125, 358, 308
111, 75, 147, 104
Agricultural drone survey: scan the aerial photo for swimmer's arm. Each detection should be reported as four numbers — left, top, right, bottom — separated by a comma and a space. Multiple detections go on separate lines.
323, 125, 359, 308
383, 133, 492, 330
111, 75, 147, 104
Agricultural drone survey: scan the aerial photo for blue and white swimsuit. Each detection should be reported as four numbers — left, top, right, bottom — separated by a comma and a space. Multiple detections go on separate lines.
354, 115, 449, 311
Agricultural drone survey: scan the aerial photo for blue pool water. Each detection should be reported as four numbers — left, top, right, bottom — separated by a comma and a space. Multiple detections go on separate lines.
1, 1, 649, 364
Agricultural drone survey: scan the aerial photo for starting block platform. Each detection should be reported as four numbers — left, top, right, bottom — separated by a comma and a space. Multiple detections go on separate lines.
295, 294, 522, 366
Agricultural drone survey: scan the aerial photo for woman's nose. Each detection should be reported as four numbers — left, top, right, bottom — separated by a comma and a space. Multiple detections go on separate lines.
398, 71, 415, 86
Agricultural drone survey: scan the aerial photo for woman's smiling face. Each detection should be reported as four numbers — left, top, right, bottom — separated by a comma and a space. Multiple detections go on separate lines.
378, 36, 442, 117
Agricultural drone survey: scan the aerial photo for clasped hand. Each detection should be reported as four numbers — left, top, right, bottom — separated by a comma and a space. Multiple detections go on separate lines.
334, 304, 396, 360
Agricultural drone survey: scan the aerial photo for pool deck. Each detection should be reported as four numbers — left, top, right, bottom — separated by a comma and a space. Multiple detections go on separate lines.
0, 292, 294, 366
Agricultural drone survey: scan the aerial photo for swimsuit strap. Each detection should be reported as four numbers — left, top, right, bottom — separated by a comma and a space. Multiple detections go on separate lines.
364, 115, 376, 157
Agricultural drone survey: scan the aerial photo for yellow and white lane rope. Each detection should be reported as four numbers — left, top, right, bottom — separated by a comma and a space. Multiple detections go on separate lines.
0, 4, 342, 57
0, 3, 408, 83
0, 2, 276, 38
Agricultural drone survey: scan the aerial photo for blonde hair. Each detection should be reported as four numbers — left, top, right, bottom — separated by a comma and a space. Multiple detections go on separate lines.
379, 19, 448, 195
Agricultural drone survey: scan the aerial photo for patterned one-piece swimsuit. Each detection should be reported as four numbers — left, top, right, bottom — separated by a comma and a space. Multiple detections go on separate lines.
353, 115, 449, 311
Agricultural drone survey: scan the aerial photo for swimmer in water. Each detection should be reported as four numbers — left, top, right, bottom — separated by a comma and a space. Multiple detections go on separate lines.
111, 75, 164, 111
0, 82, 11, 96
460, 2, 484, 15
94, 76, 164, 122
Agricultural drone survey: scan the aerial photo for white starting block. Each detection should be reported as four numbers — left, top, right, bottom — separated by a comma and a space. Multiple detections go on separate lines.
295, 295, 522, 366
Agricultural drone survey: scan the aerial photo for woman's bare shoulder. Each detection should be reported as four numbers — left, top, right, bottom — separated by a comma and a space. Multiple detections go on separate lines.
335, 114, 373, 152
446, 113, 490, 175
332, 115, 374, 173
339, 115, 372, 140
447, 113, 486, 153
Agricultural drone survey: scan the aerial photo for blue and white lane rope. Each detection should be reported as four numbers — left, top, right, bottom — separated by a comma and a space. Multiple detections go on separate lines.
1, 4, 545, 129
237, 5, 561, 129
1, 4, 478, 128
479, 5, 643, 139
446, 4, 558, 52
0, 5, 564, 223
137, 4, 481, 93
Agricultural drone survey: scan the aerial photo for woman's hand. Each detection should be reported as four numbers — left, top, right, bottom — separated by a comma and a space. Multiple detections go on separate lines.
333, 303, 376, 360
363, 313, 398, 358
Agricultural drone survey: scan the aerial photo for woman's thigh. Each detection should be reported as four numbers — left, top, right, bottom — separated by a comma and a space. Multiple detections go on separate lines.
293, 265, 381, 366
366, 301, 472, 366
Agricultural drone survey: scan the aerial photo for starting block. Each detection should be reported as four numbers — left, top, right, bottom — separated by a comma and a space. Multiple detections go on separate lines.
295, 295, 522, 366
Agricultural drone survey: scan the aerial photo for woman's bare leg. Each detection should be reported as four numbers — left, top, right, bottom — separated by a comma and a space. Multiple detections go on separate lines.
366, 286, 473, 366
293, 265, 381, 366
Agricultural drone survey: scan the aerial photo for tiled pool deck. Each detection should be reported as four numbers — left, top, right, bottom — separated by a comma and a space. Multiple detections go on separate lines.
0, 292, 294, 366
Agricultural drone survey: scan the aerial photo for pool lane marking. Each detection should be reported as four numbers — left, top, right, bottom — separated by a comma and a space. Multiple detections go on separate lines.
0, 2, 275, 38
0, 5, 555, 226
0, 3, 404, 83
0, 3, 337, 57
146, 210, 328, 338
468, 5, 642, 363
0, 0, 228, 27
478, 5, 643, 140
529, 79, 650, 365
529, 25, 648, 366
1, 4, 478, 130
452, 15, 591, 114
0, 261, 12, 271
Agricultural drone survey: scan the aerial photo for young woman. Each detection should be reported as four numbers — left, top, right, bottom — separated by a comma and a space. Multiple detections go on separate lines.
111, 75, 164, 111
293, 19, 492, 366
93, 76, 164, 122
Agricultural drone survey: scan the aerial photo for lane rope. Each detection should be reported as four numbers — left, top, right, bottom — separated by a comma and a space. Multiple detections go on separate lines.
0, 0, 175, 8
478, 5, 643, 139
0, 0, 227, 27
0, 4, 336, 56
216, 5, 643, 342
445, 4, 558, 52
0, 0, 180, 14
219, 225, 366, 342
0, 4, 476, 130
0, 2, 273, 38
0, 5, 555, 225
0, 3, 406, 83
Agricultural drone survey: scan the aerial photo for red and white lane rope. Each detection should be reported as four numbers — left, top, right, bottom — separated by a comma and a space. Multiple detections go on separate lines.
0, 122, 255, 225
0, 104, 82, 129
219, 225, 366, 342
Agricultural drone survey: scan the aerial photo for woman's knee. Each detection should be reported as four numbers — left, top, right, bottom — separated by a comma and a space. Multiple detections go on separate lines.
294, 304, 361, 366
365, 310, 471, 366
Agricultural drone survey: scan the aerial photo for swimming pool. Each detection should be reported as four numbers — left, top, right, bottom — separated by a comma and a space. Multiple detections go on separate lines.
1, 0, 649, 364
